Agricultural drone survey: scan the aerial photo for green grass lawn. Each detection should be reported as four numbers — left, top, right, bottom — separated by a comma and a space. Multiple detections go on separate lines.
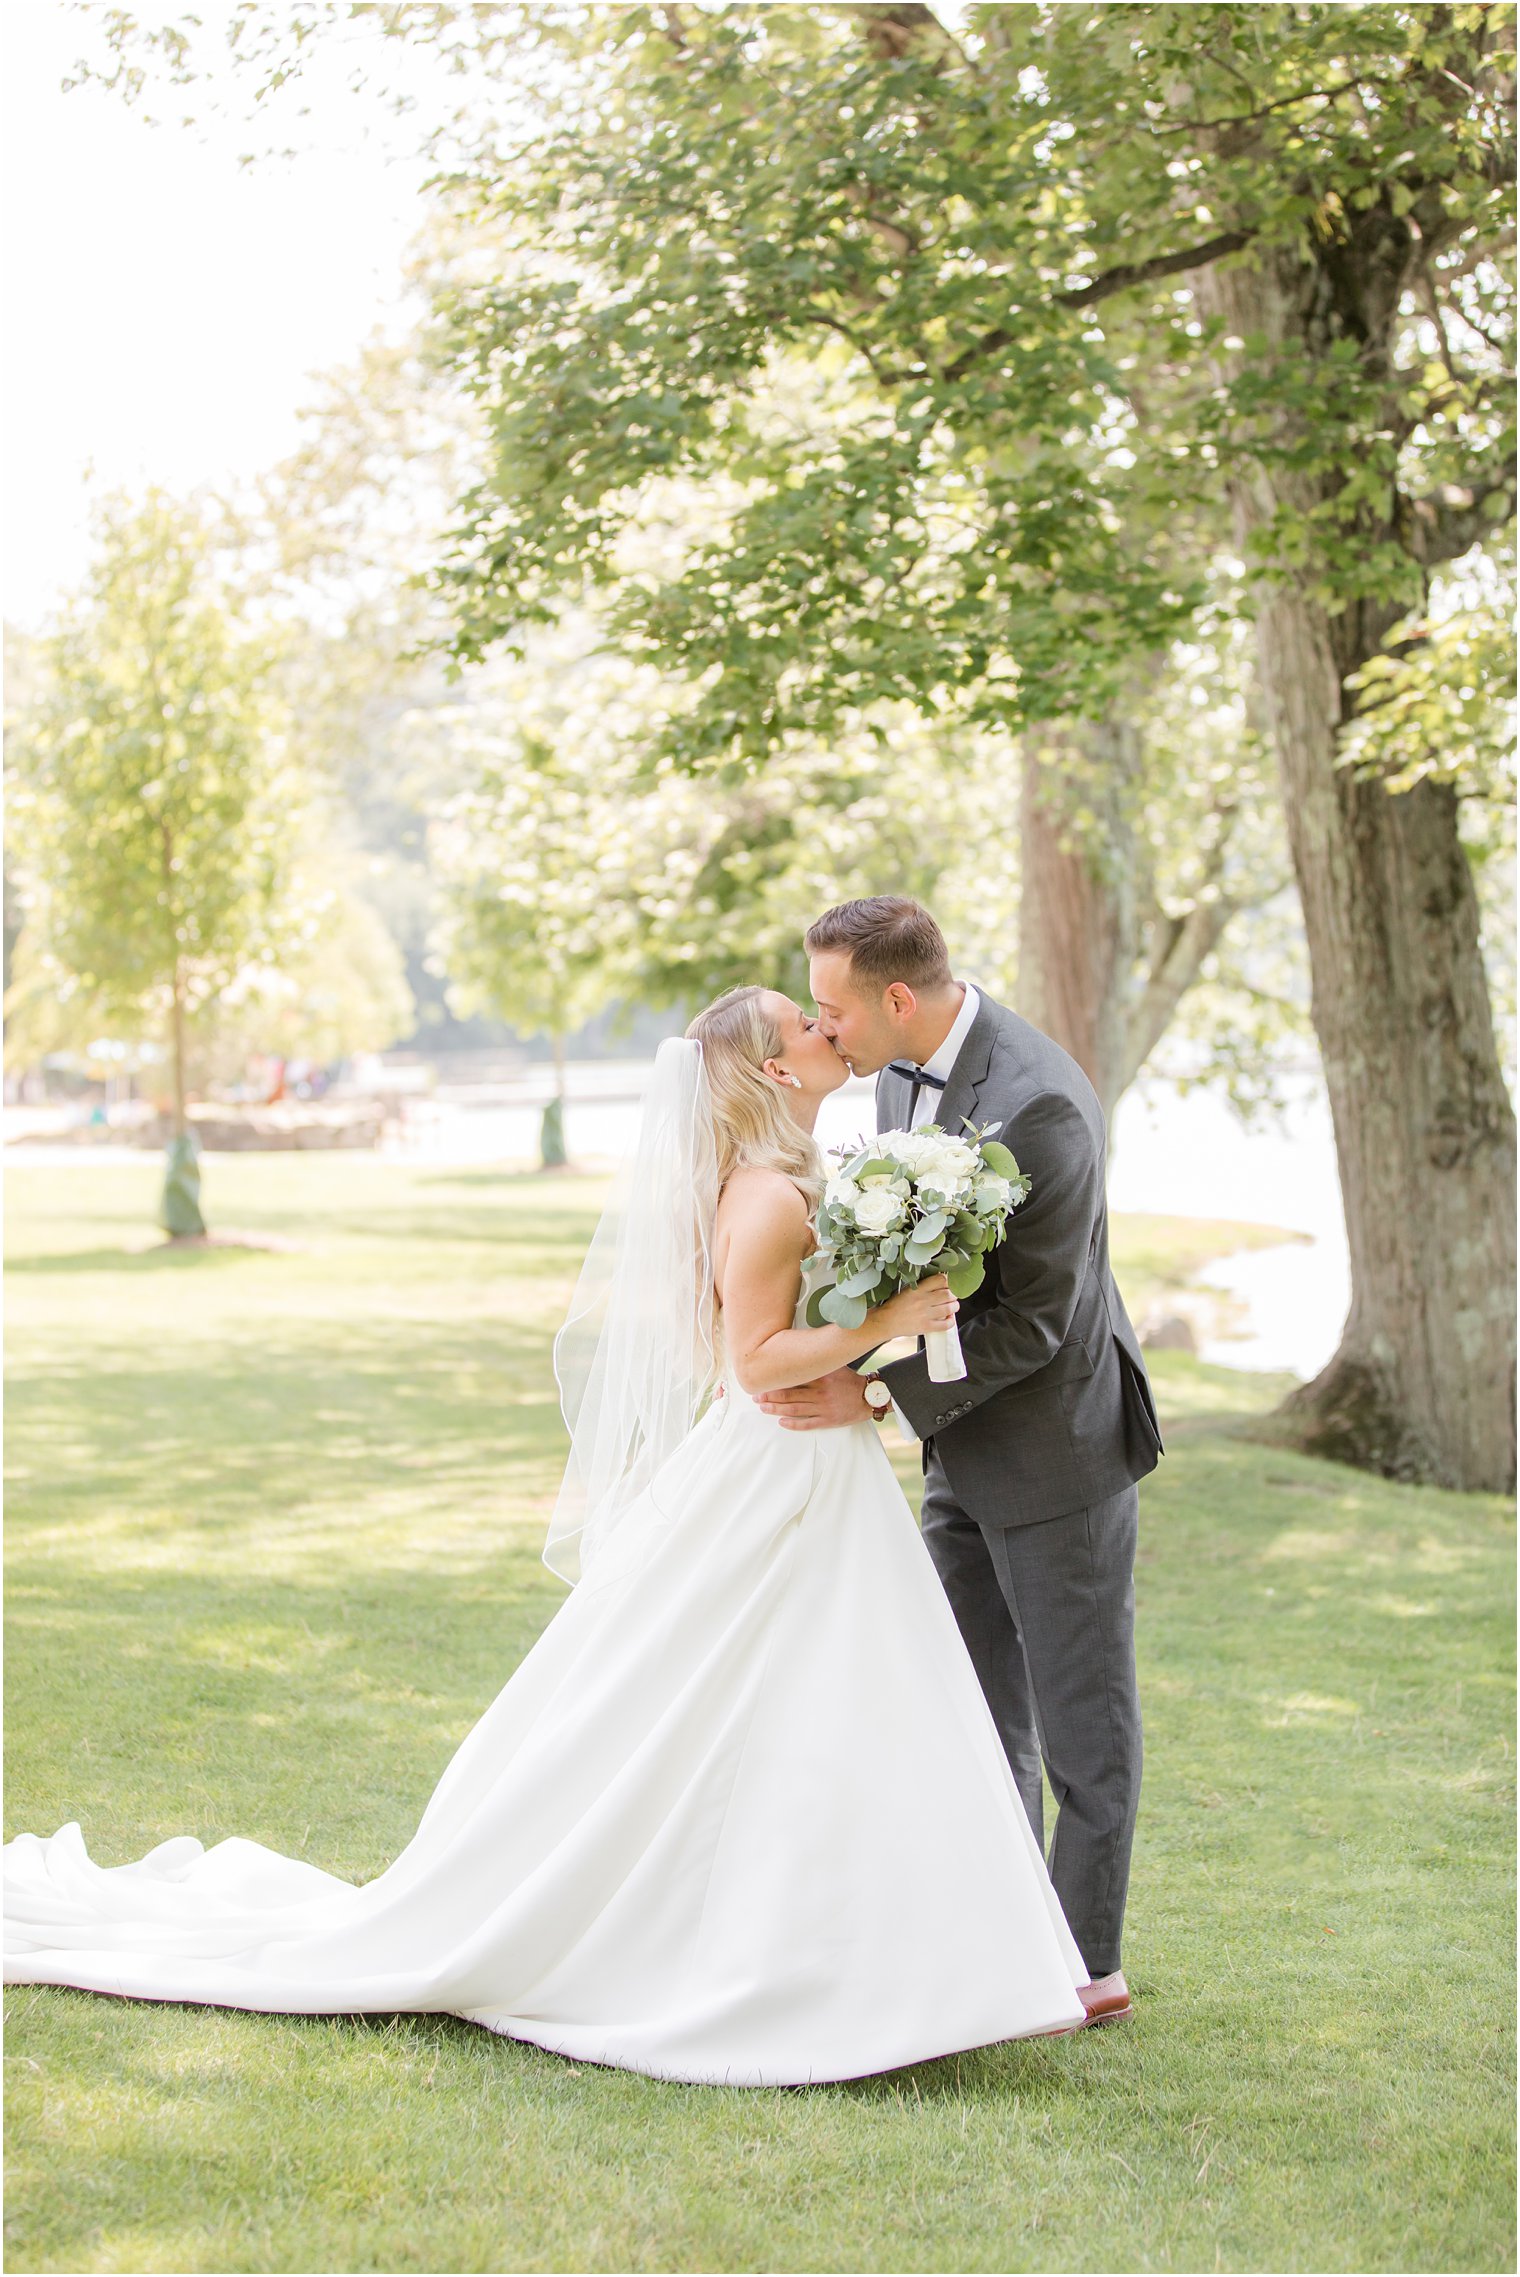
4, 1155, 1514, 2275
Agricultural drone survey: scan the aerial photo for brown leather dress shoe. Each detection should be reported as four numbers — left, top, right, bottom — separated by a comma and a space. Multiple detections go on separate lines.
1077, 1970, 1133, 2024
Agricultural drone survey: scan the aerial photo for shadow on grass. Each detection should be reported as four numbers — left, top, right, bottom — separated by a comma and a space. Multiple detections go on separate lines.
44, 1995, 1103, 2111
6, 1244, 263, 1275
6, 1318, 571, 1589
6, 1214, 592, 1262
351, 2012, 1102, 2108
3, 1560, 563, 1879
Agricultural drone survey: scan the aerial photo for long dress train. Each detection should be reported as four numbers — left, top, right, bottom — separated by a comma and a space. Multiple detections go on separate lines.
4, 1255, 1087, 2085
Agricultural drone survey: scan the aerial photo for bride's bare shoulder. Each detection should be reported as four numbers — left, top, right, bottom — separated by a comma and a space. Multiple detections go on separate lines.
713, 1169, 812, 1309
717, 1165, 811, 1237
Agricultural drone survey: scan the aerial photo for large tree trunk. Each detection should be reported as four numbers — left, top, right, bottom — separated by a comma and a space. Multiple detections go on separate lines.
1017, 712, 1236, 1131
1017, 724, 1132, 1125
1196, 245, 1517, 1493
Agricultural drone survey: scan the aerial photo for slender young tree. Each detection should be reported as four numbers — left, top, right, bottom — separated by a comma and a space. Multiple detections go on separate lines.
8, 492, 317, 1233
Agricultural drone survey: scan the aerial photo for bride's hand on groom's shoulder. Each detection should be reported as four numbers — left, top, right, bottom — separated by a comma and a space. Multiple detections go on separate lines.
752, 1368, 871, 1431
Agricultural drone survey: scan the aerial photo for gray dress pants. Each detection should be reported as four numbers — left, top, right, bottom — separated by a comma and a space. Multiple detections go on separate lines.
920, 1449, 1142, 1979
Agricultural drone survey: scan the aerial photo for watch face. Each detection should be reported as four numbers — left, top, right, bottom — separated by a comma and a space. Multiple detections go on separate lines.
865, 1380, 891, 1409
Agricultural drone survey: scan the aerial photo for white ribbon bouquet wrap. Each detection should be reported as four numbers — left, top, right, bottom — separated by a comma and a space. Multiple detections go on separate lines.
806, 1120, 1032, 1383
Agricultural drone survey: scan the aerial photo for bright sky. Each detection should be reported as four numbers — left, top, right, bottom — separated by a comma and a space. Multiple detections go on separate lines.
1, 1, 437, 629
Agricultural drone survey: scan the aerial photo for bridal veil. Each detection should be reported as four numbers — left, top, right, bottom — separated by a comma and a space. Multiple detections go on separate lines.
543, 1036, 723, 1584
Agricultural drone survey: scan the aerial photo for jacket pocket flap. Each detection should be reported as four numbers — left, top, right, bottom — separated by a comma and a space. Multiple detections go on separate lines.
1004, 1337, 1095, 1398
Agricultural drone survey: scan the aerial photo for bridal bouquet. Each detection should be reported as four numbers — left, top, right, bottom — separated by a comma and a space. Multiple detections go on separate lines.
806, 1121, 1031, 1382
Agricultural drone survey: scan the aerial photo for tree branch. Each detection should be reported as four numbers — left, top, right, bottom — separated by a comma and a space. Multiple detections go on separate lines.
1121, 892, 1238, 1095
840, 179, 923, 262
847, 2, 971, 73
1416, 246, 1462, 382
942, 228, 1255, 382
1143, 73, 1408, 135
796, 307, 909, 387
1402, 469, 1518, 564
1447, 303, 1515, 358
1058, 228, 1257, 309
1116, 797, 1295, 1089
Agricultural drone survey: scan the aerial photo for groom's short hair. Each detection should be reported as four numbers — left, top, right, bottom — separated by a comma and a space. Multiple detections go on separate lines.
805, 897, 953, 994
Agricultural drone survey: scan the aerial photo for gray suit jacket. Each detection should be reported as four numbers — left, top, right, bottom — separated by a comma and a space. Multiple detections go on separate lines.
875, 989, 1162, 1527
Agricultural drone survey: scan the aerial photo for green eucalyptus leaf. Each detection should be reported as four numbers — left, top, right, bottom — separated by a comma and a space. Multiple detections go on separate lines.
978, 1141, 1022, 1181
818, 1284, 869, 1329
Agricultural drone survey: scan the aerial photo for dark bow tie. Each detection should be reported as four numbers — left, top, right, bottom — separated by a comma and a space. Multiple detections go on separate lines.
886, 1060, 947, 1090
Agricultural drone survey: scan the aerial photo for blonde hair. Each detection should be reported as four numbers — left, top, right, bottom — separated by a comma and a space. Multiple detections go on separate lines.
685, 986, 825, 1209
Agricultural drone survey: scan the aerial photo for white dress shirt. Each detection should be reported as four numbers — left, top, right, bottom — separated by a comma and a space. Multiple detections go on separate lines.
907, 981, 981, 1128
883, 982, 981, 1438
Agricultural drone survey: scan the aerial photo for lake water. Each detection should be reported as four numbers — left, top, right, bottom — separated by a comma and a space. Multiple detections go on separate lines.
1109, 1074, 1347, 1380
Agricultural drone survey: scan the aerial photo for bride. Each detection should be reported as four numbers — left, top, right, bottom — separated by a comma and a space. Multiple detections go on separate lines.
3, 985, 1089, 2085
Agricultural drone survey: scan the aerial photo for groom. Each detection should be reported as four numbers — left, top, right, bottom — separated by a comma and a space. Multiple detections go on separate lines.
753, 895, 1162, 2025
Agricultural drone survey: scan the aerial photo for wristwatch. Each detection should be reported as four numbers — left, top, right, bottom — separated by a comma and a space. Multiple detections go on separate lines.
861, 1371, 892, 1418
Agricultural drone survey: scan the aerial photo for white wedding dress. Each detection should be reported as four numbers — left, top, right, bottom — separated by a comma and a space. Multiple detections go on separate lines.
4, 1250, 1088, 2085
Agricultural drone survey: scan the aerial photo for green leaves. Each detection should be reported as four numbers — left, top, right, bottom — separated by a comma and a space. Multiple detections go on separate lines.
424, 3, 1229, 734
426, 0, 1516, 751
945, 1255, 988, 1300
817, 1283, 870, 1329
1339, 591, 1518, 800
903, 1211, 950, 1265
807, 1114, 1034, 1337
7, 491, 301, 1031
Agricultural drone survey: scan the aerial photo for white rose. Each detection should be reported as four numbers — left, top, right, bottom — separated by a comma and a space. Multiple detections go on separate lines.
885, 1131, 934, 1169
917, 1148, 973, 1193
825, 1173, 861, 1209
854, 1187, 906, 1234
974, 1174, 1013, 1210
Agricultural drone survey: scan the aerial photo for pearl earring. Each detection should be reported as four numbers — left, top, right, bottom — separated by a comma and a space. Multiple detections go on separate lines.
784, 1074, 802, 1088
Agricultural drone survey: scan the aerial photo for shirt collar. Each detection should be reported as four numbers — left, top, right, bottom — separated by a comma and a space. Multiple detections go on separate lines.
921, 981, 980, 1082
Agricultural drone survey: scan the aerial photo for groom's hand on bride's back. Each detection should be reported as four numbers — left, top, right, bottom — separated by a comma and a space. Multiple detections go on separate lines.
752, 1368, 871, 1429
